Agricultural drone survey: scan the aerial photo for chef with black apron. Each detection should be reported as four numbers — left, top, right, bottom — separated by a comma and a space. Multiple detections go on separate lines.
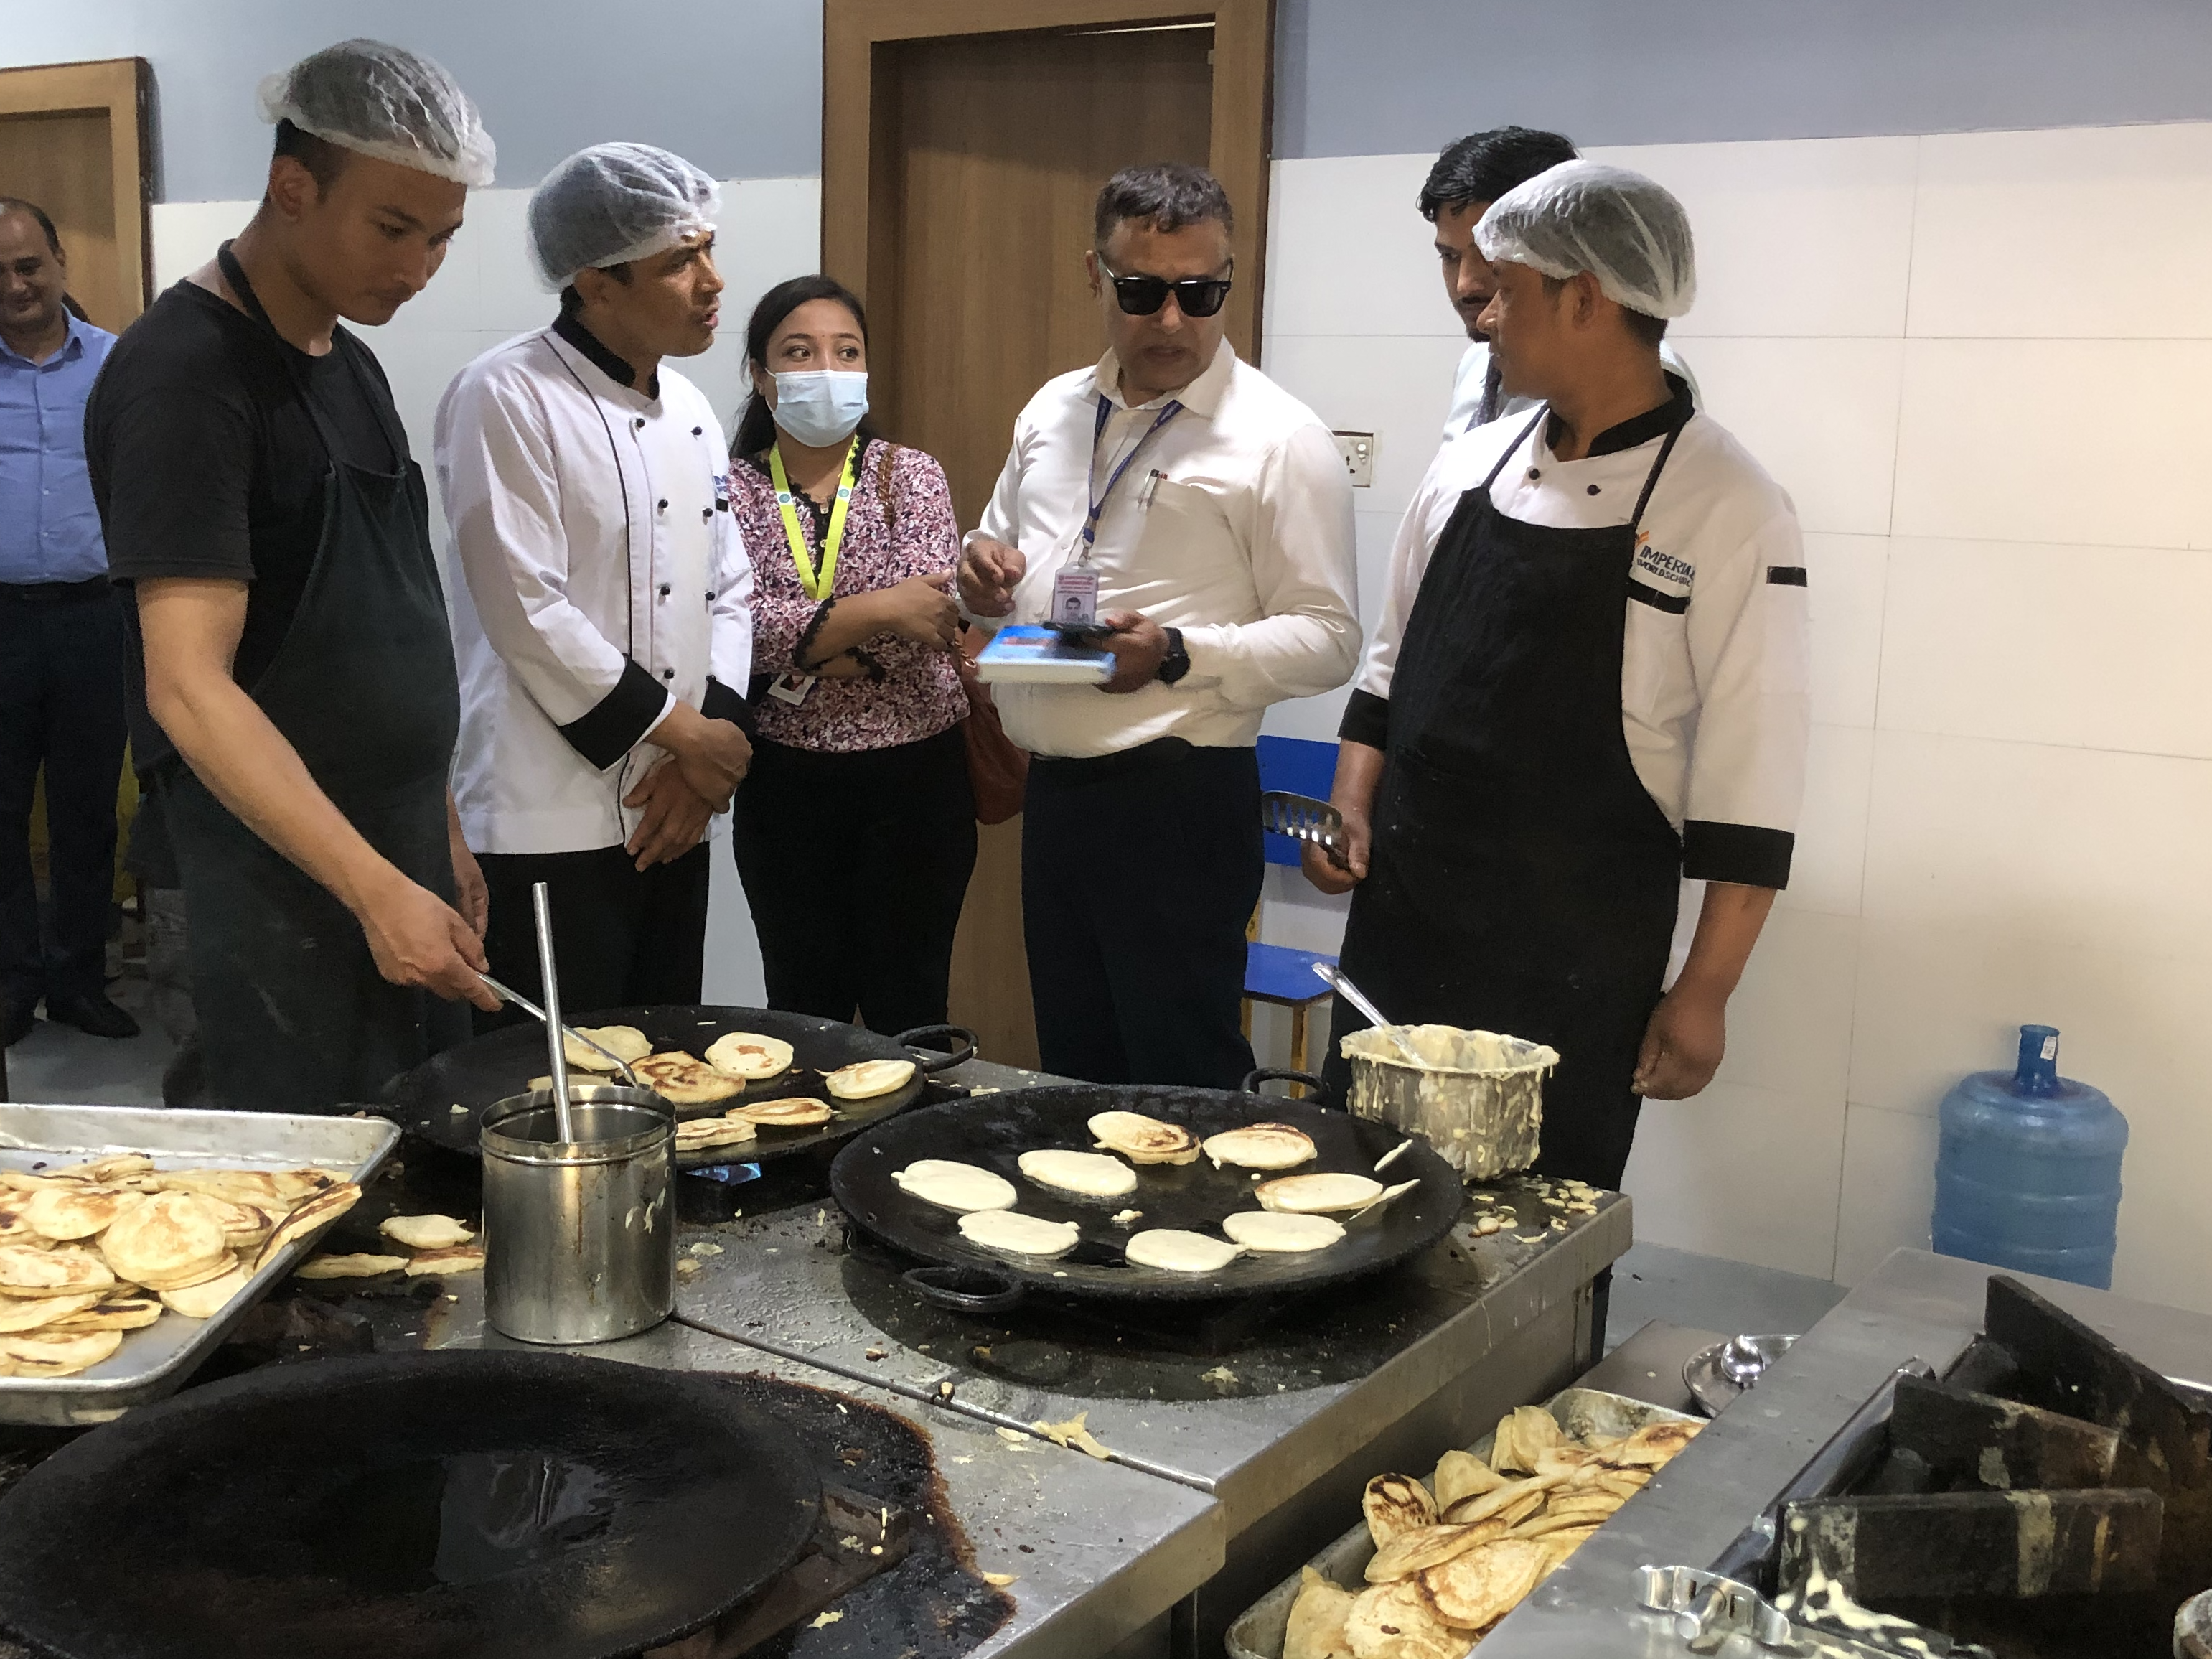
1309, 162, 1811, 1192
87, 42, 502, 1113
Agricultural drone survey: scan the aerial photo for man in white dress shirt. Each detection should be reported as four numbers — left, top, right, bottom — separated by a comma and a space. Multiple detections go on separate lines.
960, 164, 1359, 1089
1308, 162, 1809, 1193
438, 144, 753, 1025
1426, 127, 1698, 441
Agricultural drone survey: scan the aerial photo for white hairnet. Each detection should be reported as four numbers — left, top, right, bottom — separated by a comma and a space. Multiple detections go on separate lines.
1475, 160, 1696, 321
257, 39, 494, 189
528, 144, 722, 291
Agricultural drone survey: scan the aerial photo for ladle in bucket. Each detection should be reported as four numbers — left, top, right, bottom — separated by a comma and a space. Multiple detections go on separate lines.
1311, 961, 1423, 1067
533, 882, 577, 1141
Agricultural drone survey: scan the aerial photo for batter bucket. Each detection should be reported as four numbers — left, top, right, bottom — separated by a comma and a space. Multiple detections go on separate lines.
1339, 1024, 1560, 1181
480, 1086, 675, 1345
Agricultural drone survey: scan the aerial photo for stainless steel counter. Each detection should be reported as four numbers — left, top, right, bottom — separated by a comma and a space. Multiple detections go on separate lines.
668, 1177, 1629, 1654
423, 1272, 1223, 1659
1478, 1247, 2212, 1658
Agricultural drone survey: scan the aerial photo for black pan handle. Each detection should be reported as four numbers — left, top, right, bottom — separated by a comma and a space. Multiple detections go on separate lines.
894, 1024, 978, 1074
1240, 1067, 1326, 1098
902, 1264, 1025, 1314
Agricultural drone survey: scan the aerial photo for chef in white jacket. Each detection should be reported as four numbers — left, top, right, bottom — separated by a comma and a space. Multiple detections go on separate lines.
436, 144, 753, 1026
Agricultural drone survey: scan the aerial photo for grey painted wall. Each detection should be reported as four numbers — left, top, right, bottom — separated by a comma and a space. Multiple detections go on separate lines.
1276, 0, 2212, 159
14, 0, 2212, 203
3, 0, 822, 202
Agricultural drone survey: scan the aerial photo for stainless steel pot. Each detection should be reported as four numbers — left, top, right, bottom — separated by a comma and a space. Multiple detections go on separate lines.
480, 1085, 675, 1345
1339, 1024, 1559, 1182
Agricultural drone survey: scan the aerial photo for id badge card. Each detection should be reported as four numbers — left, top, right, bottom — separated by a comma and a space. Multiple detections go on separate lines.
1051, 566, 1100, 627
765, 670, 813, 706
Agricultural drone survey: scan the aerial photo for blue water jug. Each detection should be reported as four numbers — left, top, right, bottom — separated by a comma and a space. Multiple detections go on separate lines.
1931, 1024, 2127, 1289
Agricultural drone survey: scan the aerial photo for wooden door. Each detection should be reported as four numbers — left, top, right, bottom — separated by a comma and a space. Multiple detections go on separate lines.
826, 4, 1272, 1070
0, 60, 153, 333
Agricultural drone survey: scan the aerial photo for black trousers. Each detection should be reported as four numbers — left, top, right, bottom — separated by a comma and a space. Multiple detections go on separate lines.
474, 841, 711, 1033
732, 726, 976, 1034
0, 584, 126, 1007
1022, 739, 1261, 1090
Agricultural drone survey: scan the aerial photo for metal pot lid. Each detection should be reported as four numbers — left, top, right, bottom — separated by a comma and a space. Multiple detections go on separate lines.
830, 1084, 1463, 1304
0, 1350, 821, 1659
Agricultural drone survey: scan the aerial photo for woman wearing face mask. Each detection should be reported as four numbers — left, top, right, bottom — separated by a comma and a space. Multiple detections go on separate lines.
726, 275, 973, 1032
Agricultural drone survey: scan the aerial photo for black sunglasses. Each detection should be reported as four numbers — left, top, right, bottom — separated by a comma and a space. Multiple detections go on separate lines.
1097, 258, 1234, 319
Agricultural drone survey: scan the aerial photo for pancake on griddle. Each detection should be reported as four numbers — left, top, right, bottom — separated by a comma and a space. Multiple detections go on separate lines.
1222, 1210, 1346, 1252
1201, 1123, 1317, 1171
1088, 1111, 1201, 1166
294, 1253, 409, 1280
633, 1052, 748, 1104
1123, 1230, 1242, 1273
734, 1098, 833, 1129
1017, 1149, 1138, 1200
891, 1159, 1016, 1214
704, 1032, 795, 1080
823, 1058, 915, 1100
1255, 1172, 1384, 1213
957, 1210, 1082, 1257
378, 1214, 474, 1251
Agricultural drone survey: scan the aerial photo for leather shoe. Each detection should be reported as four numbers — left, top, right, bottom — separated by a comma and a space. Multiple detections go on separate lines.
0, 999, 33, 1047
44, 991, 139, 1041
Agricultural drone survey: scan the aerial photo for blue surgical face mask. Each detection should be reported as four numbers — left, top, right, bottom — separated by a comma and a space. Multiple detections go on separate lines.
772, 370, 869, 447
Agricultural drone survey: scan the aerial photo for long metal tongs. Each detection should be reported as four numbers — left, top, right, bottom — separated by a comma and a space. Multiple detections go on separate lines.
475, 971, 640, 1088
1260, 790, 1347, 866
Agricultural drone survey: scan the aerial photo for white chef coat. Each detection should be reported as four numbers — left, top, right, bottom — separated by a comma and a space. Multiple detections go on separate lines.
969, 340, 1360, 759
1352, 383, 1809, 888
1441, 337, 1700, 441
436, 322, 754, 856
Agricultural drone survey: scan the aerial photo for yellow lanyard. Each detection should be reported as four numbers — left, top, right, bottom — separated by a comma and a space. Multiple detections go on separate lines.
769, 439, 859, 602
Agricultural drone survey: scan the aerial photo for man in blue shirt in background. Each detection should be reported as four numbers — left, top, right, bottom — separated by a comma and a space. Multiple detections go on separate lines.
0, 197, 136, 1045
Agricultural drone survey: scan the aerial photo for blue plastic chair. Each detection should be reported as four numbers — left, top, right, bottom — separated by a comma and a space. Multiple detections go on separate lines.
1242, 940, 1339, 1085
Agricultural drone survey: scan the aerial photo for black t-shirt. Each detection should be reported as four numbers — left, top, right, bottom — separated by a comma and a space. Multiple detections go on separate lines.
86, 274, 401, 774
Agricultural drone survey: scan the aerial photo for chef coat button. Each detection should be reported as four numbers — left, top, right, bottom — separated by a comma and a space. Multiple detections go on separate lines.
657, 498, 668, 511
659, 584, 671, 597
1587, 484, 1601, 495
701, 508, 712, 521
692, 426, 702, 436
1527, 468, 1541, 481
662, 668, 675, 681
634, 417, 645, 430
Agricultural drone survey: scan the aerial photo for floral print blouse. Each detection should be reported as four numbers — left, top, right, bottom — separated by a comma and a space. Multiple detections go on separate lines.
732, 437, 967, 754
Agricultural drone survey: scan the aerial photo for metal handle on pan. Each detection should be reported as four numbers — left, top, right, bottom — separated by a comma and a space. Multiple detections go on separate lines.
1239, 1067, 1326, 1098
902, 1264, 1025, 1314
893, 1025, 978, 1073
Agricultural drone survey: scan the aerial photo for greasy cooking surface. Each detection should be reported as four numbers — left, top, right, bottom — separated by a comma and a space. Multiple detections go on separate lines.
831, 1087, 1462, 1303
384, 1006, 947, 1169
0, 1350, 820, 1659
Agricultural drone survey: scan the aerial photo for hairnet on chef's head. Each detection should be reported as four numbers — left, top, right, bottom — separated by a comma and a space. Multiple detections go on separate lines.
256, 39, 494, 189
1475, 160, 1696, 322
527, 144, 722, 291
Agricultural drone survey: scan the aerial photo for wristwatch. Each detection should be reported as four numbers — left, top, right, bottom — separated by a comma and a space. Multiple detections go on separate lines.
1156, 627, 1191, 686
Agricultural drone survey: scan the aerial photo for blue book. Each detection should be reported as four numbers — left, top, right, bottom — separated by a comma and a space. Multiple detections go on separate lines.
975, 625, 1114, 685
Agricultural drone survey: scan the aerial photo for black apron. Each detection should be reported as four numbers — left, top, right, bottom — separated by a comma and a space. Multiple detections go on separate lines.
166, 246, 468, 1113
1324, 408, 1687, 1190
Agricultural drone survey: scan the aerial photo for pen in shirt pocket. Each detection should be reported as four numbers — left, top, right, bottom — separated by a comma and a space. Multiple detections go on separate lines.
1139, 468, 1166, 508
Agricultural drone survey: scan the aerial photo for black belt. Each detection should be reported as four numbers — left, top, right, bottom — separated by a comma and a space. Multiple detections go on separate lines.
1028, 735, 1206, 785
0, 576, 111, 605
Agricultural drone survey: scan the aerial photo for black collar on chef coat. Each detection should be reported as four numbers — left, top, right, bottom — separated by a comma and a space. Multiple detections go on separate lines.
1545, 369, 1695, 459
553, 310, 659, 401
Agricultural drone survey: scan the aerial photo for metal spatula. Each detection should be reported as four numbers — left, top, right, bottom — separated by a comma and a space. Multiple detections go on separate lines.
1260, 790, 1346, 866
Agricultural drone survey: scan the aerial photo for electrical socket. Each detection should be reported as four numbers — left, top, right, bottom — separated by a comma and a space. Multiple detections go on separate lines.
1333, 431, 1375, 487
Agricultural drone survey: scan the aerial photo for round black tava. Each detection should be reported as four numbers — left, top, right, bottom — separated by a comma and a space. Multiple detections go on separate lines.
383, 1005, 970, 1169
0, 1350, 820, 1659
830, 1085, 1463, 1303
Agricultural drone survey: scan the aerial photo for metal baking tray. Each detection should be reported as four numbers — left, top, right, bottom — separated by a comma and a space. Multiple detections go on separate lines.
0, 1102, 400, 1426
1225, 1385, 1700, 1659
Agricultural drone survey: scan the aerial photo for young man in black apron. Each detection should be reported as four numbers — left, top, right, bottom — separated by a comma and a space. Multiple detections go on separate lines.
87, 42, 502, 1112
1311, 162, 1811, 1195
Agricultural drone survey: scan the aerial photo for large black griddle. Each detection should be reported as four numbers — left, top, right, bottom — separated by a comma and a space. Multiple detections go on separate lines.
830, 1080, 1463, 1305
0, 1350, 820, 1659
383, 1005, 970, 1170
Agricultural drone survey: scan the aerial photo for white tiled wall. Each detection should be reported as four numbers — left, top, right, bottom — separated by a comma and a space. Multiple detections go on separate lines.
1256, 122, 2212, 1310
149, 177, 823, 1006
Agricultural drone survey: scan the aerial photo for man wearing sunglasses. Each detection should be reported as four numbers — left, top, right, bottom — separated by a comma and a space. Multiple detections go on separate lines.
958, 162, 1359, 1091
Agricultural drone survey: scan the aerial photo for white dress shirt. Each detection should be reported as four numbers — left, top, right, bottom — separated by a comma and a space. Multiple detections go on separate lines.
1353, 387, 1809, 887
436, 323, 754, 856
1441, 337, 1700, 441
970, 340, 1359, 759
